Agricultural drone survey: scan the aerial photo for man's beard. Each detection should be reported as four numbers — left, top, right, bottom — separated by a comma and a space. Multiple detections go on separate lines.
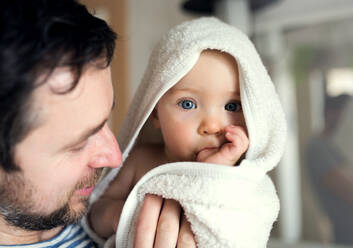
0, 168, 102, 231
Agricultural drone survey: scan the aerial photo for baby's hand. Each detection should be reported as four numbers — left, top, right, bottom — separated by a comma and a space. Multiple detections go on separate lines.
196, 125, 249, 166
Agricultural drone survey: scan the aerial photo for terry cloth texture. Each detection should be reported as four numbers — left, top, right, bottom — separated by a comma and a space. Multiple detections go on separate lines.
87, 17, 287, 248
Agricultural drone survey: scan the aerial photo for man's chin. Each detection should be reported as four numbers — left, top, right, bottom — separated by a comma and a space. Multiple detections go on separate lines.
0, 197, 89, 231
0, 168, 101, 231
69, 194, 90, 217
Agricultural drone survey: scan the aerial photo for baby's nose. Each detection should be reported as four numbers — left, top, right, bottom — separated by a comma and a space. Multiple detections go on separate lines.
197, 117, 224, 136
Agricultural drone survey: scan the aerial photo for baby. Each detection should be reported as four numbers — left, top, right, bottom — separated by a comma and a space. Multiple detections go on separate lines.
90, 49, 249, 238
87, 17, 286, 248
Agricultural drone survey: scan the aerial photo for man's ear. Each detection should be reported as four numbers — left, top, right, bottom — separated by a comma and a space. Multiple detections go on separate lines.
151, 108, 160, 128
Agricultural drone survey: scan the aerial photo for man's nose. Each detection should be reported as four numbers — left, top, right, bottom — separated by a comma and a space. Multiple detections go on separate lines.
89, 124, 122, 169
197, 116, 224, 136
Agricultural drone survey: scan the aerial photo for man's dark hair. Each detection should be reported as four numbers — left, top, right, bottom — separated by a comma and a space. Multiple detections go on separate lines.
0, 0, 117, 172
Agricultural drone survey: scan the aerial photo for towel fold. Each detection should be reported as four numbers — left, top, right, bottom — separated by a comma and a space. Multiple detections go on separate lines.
116, 163, 279, 248
87, 17, 287, 248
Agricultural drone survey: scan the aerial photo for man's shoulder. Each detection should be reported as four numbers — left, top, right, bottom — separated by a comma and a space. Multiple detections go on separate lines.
27, 224, 94, 248
0, 224, 96, 248
54, 224, 96, 247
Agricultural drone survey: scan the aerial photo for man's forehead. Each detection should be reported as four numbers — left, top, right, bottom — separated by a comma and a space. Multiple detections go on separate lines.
34, 65, 109, 102
29, 65, 113, 133
36, 59, 109, 94
29, 68, 81, 124
35, 66, 79, 95
47, 67, 76, 93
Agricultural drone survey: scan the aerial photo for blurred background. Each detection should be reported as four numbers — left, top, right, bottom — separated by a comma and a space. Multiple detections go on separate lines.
81, 0, 353, 247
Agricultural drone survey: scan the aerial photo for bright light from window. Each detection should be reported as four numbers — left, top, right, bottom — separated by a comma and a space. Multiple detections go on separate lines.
327, 68, 353, 96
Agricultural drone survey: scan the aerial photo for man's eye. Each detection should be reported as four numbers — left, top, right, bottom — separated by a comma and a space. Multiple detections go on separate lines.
178, 99, 196, 110
71, 142, 88, 153
225, 102, 242, 112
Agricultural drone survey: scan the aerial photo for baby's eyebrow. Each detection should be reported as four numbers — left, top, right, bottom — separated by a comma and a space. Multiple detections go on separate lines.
233, 91, 240, 97
168, 88, 200, 94
170, 87, 241, 98
221, 90, 240, 98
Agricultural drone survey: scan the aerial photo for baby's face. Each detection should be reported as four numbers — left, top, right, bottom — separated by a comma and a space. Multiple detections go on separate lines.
153, 50, 246, 162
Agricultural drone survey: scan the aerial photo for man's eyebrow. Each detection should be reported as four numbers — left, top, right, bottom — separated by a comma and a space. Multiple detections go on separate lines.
63, 99, 115, 150
75, 119, 107, 145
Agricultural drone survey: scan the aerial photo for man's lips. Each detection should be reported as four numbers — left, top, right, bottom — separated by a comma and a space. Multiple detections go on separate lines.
75, 186, 94, 196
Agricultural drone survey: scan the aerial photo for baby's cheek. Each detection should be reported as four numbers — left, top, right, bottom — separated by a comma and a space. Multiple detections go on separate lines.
179, 133, 196, 154
169, 132, 194, 158
230, 114, 247, 129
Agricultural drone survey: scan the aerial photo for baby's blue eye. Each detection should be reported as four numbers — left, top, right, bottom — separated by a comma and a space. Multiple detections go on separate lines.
225, 102, 241, 112
178, 99, 196, 110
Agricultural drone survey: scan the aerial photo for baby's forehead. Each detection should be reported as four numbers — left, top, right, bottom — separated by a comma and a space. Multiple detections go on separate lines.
166, 85, 199, 94
200, 49, 238, 63
201, 49, 232, 57
164, 80, 240, 100
166, 51, 239, 90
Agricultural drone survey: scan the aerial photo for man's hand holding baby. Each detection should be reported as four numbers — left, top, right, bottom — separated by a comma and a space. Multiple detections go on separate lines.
196, 125, 249, 166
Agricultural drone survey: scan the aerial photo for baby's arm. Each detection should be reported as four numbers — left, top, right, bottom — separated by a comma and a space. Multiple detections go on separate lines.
89, 149, 138, 238
197, 125, 249, 166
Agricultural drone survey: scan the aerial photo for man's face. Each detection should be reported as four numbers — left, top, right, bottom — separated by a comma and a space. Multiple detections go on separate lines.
0, 65, 121, 230
153, 50, 246, 162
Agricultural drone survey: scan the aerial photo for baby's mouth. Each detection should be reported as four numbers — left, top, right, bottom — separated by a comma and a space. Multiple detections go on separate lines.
195, 147, 219, 161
